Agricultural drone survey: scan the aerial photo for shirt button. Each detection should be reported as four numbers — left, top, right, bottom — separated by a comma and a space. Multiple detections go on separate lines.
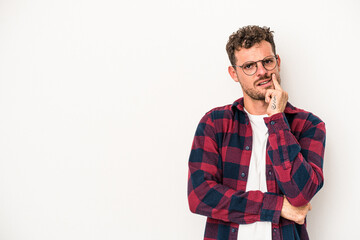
241, 172, 246, 178
273, 228, 277, 232
270, 121, 275, 125
268, 170, 272, 176
231, 228, 236, 233
245, 146, 250, 150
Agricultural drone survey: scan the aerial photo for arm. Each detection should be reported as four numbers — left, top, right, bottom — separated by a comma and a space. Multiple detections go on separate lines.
265, 74, 326, 207
265, 112, 326, 207
188, 112, 283, 224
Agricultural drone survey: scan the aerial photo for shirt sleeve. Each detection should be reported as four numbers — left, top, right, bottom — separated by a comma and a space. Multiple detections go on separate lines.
187, 112, 283, 224
264, 112, 326, 207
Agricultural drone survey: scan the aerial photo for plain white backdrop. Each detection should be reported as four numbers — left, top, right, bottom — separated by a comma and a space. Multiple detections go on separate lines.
0, 0, 359, 239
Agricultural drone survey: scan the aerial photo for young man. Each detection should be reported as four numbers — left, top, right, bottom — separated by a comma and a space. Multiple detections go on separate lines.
187, 26, 326, 240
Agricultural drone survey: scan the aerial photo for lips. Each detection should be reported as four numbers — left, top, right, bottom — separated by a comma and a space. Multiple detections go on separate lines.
257, 78, 272, 86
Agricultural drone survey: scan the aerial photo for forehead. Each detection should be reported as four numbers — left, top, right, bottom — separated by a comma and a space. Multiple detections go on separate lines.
234, 40, 274, 64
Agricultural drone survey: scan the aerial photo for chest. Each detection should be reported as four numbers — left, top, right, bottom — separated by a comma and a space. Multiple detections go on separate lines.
217, 117, 287, 193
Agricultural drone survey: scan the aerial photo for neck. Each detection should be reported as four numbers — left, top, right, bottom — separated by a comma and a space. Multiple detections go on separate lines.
243, 96, 268, 115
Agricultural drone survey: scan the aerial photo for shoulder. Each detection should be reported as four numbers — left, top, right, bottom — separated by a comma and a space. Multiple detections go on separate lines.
285, 103, 326, 133
202, 103, 234, 122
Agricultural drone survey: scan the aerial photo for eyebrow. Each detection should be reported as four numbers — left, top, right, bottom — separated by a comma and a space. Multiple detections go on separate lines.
241, 55, 274, 64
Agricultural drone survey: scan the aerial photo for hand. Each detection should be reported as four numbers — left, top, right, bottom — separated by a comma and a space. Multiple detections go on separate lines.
280, 196, 312, 225
265, 74, 288, 116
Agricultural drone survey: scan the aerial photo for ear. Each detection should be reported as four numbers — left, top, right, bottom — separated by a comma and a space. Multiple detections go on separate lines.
228, 66, 240, 83
276, 55, 281, 72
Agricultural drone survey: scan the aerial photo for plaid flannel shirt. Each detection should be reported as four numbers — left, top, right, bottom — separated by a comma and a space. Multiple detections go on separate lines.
188, 98, 326, 240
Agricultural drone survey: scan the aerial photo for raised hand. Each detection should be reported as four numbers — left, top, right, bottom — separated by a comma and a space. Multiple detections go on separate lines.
265, 73, 288, 116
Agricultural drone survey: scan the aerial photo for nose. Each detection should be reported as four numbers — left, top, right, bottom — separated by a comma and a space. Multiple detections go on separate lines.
256, 61, 268, 76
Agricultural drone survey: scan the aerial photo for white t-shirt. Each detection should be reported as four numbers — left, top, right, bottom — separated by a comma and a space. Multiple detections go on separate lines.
238, 109, 271, 240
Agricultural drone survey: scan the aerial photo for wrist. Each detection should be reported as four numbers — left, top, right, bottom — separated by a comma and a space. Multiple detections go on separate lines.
268, 110, 282, 117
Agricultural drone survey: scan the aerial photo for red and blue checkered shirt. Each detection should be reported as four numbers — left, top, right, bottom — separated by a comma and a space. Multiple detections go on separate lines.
188, 98, 326, 240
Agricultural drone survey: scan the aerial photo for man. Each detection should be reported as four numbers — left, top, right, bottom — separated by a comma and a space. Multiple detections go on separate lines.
187, 25, 326, 240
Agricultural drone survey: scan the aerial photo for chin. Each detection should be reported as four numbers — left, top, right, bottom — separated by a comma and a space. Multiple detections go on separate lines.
249, 94, 265, 101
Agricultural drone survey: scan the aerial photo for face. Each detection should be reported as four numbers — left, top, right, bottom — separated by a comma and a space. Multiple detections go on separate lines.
228, 40, 281, 101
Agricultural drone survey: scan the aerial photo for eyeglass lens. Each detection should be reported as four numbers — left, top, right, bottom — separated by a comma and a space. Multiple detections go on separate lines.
242, 56, 277, 75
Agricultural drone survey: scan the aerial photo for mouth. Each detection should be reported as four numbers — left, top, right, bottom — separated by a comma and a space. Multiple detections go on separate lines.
257, 78, 272, 87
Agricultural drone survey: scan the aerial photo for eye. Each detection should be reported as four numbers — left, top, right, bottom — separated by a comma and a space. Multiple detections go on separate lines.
243, 62, 255, 69
263, 58, 274, 65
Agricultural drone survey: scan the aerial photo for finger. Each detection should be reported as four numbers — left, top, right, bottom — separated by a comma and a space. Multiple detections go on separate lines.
308, 203, 312, 211
265, 89, 274, 103
272, 73, 282, 90
297, 219, 305, 225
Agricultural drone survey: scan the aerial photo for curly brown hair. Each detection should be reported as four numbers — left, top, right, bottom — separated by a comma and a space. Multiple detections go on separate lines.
226, 25, 276, 66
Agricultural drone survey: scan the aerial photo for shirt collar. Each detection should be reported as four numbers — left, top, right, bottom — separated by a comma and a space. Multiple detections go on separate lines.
231, 97, 301, 114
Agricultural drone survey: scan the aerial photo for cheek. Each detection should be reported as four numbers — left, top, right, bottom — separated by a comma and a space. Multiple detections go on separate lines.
239, 77, 254, 87
274, 72, 281, 84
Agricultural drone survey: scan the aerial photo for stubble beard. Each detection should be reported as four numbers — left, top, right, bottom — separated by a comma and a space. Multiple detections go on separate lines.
239, 75, 273, 101
242, 86, 269, 100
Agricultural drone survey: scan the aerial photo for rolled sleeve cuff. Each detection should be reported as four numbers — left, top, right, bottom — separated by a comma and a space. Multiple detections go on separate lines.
260, 193, 283, 224
264, 113, 291, 134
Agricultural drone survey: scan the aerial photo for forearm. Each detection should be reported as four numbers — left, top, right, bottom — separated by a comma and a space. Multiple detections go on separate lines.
188, 169, 283, 224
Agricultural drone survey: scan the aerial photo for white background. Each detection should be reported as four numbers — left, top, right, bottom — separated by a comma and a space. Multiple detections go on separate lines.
0, 0, 359, 239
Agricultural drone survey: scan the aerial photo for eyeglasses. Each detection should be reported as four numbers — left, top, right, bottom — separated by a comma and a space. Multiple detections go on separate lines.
232, 55, 278, 76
